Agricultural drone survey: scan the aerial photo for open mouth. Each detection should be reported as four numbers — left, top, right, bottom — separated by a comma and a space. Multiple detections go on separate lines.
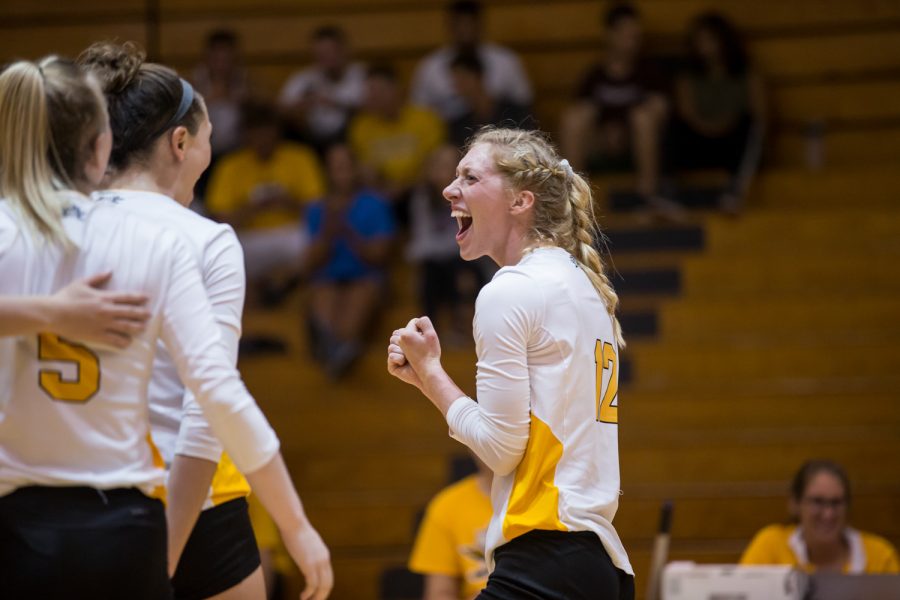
452, 210, 473, 240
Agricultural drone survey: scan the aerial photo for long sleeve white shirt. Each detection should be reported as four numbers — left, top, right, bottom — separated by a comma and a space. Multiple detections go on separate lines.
446, 247, 632, 575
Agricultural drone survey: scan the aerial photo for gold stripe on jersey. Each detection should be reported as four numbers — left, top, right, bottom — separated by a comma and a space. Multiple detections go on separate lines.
209, 452, 250, 506
501, 414, 568, 541
146, 433, 167, 501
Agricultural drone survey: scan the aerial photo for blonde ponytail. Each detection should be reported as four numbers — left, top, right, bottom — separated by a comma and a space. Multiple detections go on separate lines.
468, 127, 625, 348
0, 61, 70, 247
0, 57, 107, 248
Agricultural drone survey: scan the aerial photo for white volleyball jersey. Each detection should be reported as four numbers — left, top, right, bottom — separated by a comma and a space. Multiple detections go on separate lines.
446, 246, 632, 574
0, 195, 278, 497
95, 190, 250, 508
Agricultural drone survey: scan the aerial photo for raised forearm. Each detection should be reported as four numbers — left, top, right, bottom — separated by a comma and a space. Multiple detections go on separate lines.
420, 365, 467, 418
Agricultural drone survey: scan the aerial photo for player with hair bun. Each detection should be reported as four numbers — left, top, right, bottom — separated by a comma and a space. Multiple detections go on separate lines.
388, 127, 634, 599
0, 55, 330, 599
77, 41, 332, 600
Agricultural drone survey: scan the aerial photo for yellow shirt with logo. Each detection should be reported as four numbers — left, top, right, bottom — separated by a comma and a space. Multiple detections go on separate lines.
349, 105, 445, 188
740, 524, 900, 574
409, 475, 493, 599
206, 143, 325, 230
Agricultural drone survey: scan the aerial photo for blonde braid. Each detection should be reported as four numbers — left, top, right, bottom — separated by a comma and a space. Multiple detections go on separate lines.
567, 173, 625, 348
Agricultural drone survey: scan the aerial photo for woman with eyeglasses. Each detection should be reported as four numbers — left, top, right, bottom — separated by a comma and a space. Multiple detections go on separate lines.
740, 459, 898, 573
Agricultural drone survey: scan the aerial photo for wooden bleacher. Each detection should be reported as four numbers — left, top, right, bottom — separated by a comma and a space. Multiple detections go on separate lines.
2, 1, 899, 598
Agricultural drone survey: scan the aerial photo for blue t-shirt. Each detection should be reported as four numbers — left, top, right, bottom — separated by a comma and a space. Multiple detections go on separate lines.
306, 190, 395, 282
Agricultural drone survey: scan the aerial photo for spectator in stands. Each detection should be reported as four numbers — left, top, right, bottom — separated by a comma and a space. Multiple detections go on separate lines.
278, 25, 367, 152
409, 453, 493, 600
301, 144, 396, 379
446, 52, 535, 148
406, 145, 489, 344
560, 2, 684, 220
348, 64, 445, 214
192, 29, 250, 160
191, 29, 251, 202
740, 459, 899, 574
206, 100, 325, 292
667, 12, 766, 215
411, 0, 533, 121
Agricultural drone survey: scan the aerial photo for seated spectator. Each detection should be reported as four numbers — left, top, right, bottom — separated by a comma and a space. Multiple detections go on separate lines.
192, 29, 250, 160
348, 65, 445, 211
206, 100, 325, 291
411, 0, 533, 121
560, 2, 684, 220
278, 25, 367, 152
740, 459, 899, 574
409, 453, 493, 600
446, 52, 534, 148
667, 11, 766, 215
301, 144, 395, 379
190, 29, 251, 203
407, 145, 490, 344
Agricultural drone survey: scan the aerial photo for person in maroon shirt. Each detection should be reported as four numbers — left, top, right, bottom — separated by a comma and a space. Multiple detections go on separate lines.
560, 2, 684, 220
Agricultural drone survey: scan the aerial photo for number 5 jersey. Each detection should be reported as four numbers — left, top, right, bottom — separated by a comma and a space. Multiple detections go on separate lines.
0, 194, 278, 496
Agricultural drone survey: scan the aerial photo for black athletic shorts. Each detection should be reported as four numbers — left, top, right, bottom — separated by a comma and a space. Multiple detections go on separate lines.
0, 485, 171, 600
171, 497, 261, 600
477, 530, 635, 600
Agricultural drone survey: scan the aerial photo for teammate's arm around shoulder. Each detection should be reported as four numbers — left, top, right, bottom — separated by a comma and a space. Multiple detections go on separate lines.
157, 235, 332, 600
0, 272, 149, 347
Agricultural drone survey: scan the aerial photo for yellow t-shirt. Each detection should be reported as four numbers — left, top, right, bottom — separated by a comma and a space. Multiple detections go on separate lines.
206, 143, 325, 230
409, 475, 493, 600
740, 524, 900, 574
349, 105, 445, 188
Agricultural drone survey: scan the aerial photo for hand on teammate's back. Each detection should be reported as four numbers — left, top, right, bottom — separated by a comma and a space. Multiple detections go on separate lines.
281, 523, 333, 600
49, 272, 149, 348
